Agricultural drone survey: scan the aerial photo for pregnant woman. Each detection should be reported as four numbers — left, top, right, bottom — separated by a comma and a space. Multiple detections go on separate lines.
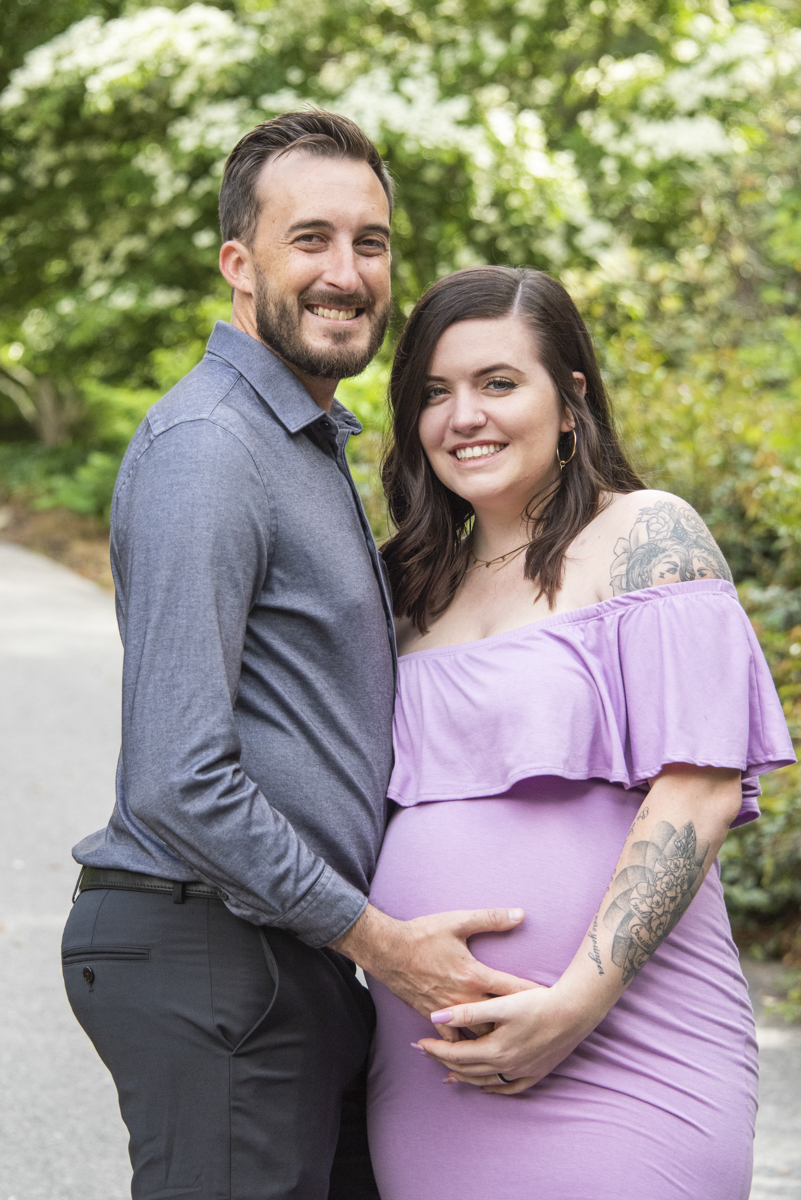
366, 266, 794, 1199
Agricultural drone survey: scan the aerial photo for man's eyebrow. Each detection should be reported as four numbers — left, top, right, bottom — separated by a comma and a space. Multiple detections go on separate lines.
286, 219, 334, 234
286, 219, 391, 239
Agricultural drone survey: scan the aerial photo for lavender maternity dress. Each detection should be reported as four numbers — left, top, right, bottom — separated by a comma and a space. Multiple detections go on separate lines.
367, 579, 795, 1200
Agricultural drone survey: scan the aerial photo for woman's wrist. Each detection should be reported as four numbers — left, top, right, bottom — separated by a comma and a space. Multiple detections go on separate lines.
550, 959, 620, 1035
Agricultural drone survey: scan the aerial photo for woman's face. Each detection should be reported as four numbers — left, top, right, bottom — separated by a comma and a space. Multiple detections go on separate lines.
417, 316, 580, 519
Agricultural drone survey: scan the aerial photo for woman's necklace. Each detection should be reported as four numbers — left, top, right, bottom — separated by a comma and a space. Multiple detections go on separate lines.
468, 540, 530, 570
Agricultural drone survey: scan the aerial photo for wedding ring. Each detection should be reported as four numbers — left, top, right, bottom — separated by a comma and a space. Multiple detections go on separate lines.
497, 1072, 513, 1084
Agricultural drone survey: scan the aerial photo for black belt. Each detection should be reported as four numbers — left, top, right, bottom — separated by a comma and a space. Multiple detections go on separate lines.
75, 866, 227, 904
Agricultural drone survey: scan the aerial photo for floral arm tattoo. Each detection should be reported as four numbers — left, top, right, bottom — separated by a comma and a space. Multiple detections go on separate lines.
602, 821, 709, 984
610, 500, 732, 595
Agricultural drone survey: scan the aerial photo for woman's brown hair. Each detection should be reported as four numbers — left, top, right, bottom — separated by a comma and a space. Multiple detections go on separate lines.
381, 266, 644, 632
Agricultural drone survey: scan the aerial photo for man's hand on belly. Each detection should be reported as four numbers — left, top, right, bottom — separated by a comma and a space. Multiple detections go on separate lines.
330, 903, 537, 1020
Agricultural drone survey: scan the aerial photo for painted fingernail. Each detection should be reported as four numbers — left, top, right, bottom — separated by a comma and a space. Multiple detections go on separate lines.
409, 1042, 427, 1054
508, 908, 524, 922
430, 1009, 452, 1024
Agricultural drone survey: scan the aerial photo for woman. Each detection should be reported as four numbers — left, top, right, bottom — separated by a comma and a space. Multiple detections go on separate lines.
366, 267, 794, 1199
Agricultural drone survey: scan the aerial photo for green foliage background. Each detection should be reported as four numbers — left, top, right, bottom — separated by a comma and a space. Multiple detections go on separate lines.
2, 0, 801, 954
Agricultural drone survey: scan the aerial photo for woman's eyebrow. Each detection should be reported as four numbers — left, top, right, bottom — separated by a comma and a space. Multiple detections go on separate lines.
472, 362, 518, 377
424, 363, 520, 383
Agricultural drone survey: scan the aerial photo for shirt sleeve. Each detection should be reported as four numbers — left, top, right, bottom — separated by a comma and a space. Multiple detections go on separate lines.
113, 417, 367, 947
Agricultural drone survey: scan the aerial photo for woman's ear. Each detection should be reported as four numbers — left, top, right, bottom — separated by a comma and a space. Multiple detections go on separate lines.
572, 371, 587, 398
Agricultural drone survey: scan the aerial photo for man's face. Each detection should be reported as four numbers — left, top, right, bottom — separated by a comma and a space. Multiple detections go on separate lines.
247, 151, 391, 379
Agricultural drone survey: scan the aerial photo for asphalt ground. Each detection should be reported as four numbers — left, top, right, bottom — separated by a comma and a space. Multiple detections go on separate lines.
0, 541, 799, 1200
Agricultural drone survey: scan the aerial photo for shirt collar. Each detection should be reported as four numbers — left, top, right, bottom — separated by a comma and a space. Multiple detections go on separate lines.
205, 321, 361, 436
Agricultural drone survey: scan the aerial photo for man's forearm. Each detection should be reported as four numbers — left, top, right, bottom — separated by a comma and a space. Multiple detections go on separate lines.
331, 902, 396, 969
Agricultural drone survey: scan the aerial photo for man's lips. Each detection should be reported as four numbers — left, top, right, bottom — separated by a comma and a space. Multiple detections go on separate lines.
449, 441, 508, 462
306, 304, 365, 323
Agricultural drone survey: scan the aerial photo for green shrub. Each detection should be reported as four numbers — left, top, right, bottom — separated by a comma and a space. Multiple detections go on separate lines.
764, 971, 801, 1023
719, 585, 801, 961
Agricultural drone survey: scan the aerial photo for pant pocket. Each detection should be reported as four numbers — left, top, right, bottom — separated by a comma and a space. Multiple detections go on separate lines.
62, 946, 151, 964
62, 943, 154, 1075
206, 906, 280, 1053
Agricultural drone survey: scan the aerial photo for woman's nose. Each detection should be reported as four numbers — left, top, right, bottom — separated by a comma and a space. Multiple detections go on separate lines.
449, 390, 487, 433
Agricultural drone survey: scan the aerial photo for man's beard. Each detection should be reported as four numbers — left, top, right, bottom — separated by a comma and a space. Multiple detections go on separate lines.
253, 271, 390, 380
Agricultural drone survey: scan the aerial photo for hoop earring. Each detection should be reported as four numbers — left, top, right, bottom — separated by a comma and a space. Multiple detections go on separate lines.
558, 428, 577, 470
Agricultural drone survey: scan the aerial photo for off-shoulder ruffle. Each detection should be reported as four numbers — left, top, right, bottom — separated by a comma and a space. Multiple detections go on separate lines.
388, 579, 795, 827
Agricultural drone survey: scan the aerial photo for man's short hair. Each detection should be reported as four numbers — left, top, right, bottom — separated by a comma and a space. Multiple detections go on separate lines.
219, 109, 394, 245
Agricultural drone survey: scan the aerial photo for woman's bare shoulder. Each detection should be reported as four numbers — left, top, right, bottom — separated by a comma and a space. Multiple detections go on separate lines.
596, 489, 732, 596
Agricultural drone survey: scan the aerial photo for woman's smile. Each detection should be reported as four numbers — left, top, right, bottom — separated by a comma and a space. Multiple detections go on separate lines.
450, 441, 509, 464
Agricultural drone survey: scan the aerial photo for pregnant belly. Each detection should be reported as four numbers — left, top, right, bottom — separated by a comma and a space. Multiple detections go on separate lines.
369, 776, 756, 1136
368, 777, 758, 1200
372, 777, 641, 983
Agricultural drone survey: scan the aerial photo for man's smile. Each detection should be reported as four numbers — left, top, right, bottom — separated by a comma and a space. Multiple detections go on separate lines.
307, 304, 364, 323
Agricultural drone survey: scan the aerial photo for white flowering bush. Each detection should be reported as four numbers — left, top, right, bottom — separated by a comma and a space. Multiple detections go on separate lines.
2, 0, 801, 953
0, 0, 800, 562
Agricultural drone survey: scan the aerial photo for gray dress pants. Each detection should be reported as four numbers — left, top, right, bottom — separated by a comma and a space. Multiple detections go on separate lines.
62, 887, 379, 1200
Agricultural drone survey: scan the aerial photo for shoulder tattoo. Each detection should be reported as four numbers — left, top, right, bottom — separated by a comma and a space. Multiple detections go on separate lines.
609, 500, 732, 596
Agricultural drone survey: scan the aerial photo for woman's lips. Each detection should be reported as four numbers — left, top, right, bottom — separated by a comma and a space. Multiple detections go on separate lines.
451, 442, 508, 462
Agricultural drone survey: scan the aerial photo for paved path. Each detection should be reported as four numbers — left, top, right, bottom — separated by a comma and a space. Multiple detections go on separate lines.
0, 543, 129, 1200
744, 962, 801, 1199
1, 541, 799, 1199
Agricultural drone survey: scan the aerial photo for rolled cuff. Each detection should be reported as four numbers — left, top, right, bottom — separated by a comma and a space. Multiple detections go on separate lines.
268, 862, 368, 949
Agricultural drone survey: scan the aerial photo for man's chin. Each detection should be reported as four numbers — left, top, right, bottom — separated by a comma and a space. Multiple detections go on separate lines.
282, 341, 377, 381
306, 325, 364, 349
291, 330, 382, 379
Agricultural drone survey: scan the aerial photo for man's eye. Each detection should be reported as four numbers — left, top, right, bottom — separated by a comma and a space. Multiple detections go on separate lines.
295, 234, 325, 246
358, 239, 388, 253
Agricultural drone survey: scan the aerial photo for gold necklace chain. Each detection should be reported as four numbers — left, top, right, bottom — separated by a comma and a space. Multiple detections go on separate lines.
468, 540, 530, 570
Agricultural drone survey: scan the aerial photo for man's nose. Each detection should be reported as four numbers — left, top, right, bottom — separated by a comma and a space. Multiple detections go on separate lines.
320, 244, 363, 296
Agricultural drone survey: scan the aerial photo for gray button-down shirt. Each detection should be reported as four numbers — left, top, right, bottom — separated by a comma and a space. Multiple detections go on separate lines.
73, 322, 397, 948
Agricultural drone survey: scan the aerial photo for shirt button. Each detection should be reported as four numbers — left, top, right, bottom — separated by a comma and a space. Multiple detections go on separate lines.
83, 967, 95, 983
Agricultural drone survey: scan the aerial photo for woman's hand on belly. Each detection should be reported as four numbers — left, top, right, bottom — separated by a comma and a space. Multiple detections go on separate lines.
414, 979, 602, 1094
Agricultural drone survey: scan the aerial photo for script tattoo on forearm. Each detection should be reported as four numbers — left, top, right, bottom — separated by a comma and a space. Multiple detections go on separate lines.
610, 501, 732, 595
602, 821, 709, 984
587, 914, 605, 976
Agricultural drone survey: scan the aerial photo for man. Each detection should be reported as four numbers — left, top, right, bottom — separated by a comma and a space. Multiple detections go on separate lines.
62, 110, 526, 1200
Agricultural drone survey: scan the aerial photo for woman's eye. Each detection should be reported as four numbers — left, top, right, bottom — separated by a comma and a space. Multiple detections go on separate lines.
424, 387, 448, 403
486, 377, 516, 391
